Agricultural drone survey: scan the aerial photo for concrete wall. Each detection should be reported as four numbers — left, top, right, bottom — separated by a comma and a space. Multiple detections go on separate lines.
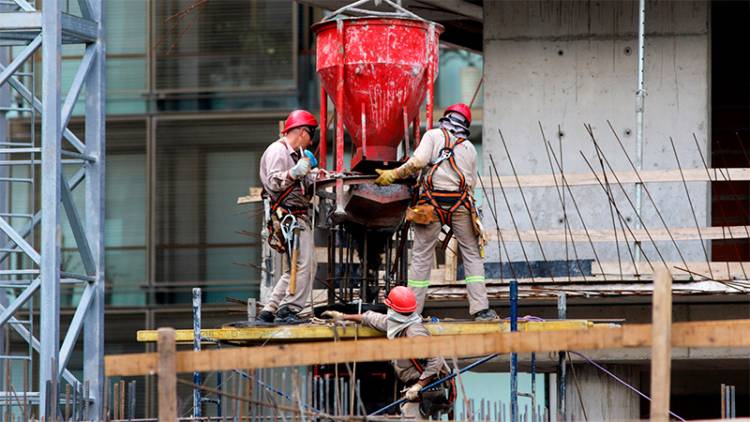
564, 364, 642, 421
482, 0, 710, 268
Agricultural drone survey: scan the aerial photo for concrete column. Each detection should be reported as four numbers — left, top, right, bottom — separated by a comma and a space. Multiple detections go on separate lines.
565, 364, 641, 421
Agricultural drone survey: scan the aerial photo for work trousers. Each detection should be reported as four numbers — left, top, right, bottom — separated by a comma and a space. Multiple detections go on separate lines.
261, 218, 315, 313
407, 208, 488, 315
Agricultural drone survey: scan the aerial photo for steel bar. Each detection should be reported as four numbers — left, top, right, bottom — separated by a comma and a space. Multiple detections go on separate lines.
39, 0, 64, 414
634, 0, 647, 262
192, 288, 202, 418
579, 152, 658, 271
584, 127, 638, 275
542, 137, 607, 279
669, 137, 713, 278
60, 45, 95, 134
58, 282, 95, 377
539, 124, 587, 282
586, 125, 624, 280
0, 59, 86, 155
0, 301, 78, 387
0, 277, 38, 327
0, 35, 40, 87
477, 168, 513, 280
11, 0, 34, 11
488, 154, 534, 281
510, 280, 518, 422
498, 130, 555, 282
60, 174, 96, 276
605, 121, 690, 272
82, 0, 106, 417
557, 293, 567, 422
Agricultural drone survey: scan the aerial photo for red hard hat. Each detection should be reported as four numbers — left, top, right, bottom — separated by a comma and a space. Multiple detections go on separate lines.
282, 110, 319, 134
384, 286, 417, 313
444, 103, 472, 125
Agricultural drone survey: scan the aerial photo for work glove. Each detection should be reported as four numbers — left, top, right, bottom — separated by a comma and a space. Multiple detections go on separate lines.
374, 168, 399, 186
321, 310, 344, 321
289, 158, 311, 179
404, 383, 421, 401
310, 167, 329, 180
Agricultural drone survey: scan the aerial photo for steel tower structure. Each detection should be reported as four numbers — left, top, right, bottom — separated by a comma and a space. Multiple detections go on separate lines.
0, 0, 104, 419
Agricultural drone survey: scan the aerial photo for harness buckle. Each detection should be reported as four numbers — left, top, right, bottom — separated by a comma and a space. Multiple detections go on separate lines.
432, 148, 453, 166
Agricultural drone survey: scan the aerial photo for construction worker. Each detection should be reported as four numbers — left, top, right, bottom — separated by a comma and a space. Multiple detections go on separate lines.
257, 110, 324, 324
322, 286, 455, 420
374, 104, 497, 321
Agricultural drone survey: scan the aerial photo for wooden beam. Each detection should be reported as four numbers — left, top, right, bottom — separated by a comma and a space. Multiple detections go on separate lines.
485, 225, 750, 243
237, 168, 750, 205
157, 328, 177, 422
650, 269, 673, 422
106, 319, 750, 377
480, 168, 750, 189
135, 319, 595, 343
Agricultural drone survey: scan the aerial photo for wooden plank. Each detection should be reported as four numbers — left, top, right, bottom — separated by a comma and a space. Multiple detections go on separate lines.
157, 328, 177, 422
236, 187, 263, 205
444, 237, 458, 283
136, 319, 596, 343
650, 269, 672, 422
237, 168, 750, 205
480, 168, 750, 189
485, 225, 750, 243
106, 319, 750, 377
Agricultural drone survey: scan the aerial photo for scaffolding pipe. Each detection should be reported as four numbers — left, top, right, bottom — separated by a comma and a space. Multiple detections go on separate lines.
510, 280, 518, 422
557, 293, 567, 421
634, 0, 646, 261
192, 288, 202, 418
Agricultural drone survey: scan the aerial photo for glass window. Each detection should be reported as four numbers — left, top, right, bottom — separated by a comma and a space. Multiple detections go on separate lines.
153, 0, 295, 92
154, 117, 277, 304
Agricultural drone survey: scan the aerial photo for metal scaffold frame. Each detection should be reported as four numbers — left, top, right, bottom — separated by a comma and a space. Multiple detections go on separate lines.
0, 0, 105, 419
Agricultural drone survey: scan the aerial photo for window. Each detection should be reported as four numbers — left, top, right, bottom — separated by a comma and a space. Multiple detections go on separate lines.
154, 116, 279, 303
153, 0, 296, 93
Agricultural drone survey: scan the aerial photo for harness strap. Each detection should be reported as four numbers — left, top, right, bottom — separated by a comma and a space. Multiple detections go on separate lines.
419, 129, 474, 226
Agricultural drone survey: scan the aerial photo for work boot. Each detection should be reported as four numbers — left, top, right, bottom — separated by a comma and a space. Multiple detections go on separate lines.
274, 306, 308, 325
473, 308, 499, 321
256, 310, 275, 323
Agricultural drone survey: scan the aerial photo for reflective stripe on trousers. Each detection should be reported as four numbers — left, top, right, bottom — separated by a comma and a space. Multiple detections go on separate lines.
407, 208, 489, 315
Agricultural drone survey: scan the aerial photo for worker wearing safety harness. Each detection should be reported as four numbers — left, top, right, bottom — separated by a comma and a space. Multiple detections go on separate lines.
322, 286, 455, 420
374, 104, 497, 321
258, 110, 324, 324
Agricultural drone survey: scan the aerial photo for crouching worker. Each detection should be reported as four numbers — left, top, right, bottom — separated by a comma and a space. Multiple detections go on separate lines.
322, 286, 455, 420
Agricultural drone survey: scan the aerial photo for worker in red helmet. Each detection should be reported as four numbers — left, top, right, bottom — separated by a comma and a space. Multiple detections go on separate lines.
322, 286, 455, 419
373, 103, 497, 321
258, 110, 325, 324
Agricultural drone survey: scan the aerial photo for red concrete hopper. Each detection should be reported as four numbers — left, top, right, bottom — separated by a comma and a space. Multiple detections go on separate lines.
313, 17, 443, 171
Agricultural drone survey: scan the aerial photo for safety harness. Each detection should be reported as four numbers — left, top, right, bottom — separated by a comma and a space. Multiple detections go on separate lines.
263, 145, 310, 254
417, 128, 476, 227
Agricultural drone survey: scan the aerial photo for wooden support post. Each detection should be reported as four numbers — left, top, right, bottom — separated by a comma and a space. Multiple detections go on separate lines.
444, 237, 458, 283
650, 268, 672, 422
157, 327, 177, 421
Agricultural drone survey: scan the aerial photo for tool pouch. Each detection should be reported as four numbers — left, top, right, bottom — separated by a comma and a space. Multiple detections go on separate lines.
406, 204, 438, 225
266, 217, 287, 254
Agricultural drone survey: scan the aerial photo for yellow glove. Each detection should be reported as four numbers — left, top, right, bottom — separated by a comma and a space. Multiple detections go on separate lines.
374, 168, 399, 186
321, 310, 344, 321
404, 383, 421, 401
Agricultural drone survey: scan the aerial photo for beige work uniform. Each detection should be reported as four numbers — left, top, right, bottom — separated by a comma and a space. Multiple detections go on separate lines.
361, 311, 447, 419
259, 138, 316, 313
405, 129, 489, 315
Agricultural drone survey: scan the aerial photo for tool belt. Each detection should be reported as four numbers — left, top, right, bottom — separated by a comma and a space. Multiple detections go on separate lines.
264, 184, 309, 254
407, 358, 456, 415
